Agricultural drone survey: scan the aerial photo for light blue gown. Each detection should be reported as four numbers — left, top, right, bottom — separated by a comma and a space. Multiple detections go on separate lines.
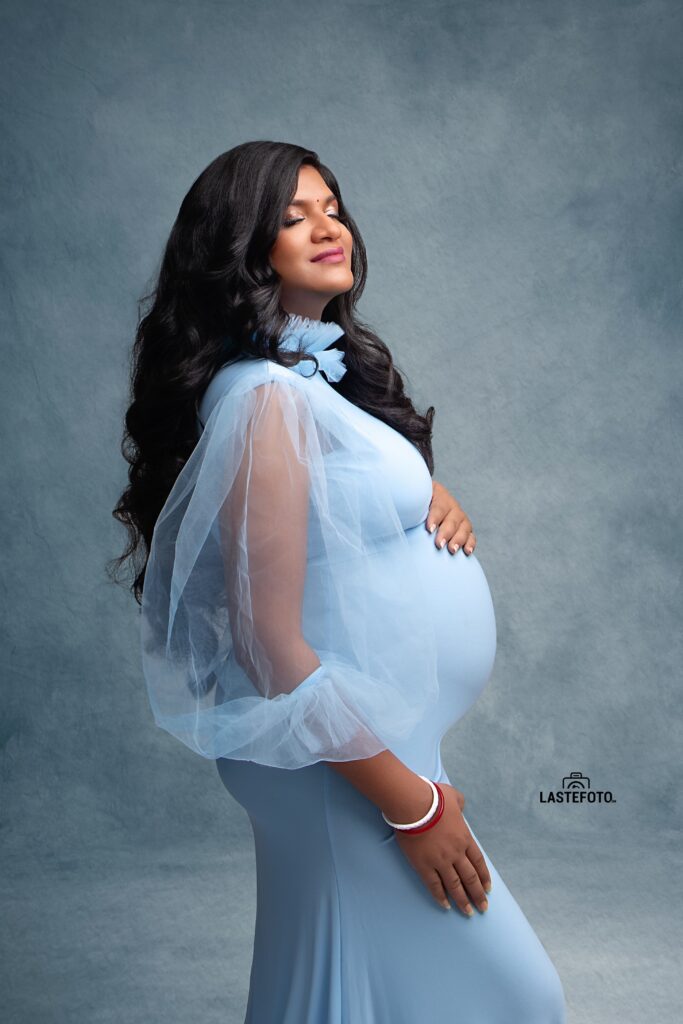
140, 314, 567, 1023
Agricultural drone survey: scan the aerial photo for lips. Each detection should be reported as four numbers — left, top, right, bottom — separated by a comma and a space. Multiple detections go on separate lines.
311, 247, 344, 262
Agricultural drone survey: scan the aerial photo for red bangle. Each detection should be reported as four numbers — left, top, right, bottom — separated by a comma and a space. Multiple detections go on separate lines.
397, 782, 445, 835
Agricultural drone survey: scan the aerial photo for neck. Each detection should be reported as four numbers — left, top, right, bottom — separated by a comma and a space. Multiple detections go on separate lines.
281, 299, 329, 322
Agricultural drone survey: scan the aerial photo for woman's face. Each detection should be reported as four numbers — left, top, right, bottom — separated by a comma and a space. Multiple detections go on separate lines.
270, 164, 354, 320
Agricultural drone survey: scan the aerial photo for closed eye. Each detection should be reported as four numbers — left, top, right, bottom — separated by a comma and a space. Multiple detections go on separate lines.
282, 212, 342, 227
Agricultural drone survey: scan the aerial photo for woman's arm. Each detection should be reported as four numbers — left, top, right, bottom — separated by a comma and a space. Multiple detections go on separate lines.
143, 373, 441, 766
325, 748, 434, 822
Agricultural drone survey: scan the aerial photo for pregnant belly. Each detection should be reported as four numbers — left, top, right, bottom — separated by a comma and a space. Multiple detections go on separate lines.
403, 522, 497, 738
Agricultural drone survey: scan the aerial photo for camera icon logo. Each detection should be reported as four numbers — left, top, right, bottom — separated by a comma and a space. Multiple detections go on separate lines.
562, 772, 590, 791
540, 770, 614, 805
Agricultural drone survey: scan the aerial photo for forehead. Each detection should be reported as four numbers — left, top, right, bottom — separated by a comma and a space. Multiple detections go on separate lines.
289, 164, 337, 203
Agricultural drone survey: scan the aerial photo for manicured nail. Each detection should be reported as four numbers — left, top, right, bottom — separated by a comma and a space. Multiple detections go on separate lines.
449, 543, 459, 554
438, 538, 446, 549
464, 904, 474, 916
480, 899, 488, 912
485, 881, 492, 893
428, 522, 436, 533
441, 900, 451, 910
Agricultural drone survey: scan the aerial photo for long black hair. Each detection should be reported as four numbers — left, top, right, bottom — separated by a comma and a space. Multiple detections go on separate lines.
109, 140, 435, 603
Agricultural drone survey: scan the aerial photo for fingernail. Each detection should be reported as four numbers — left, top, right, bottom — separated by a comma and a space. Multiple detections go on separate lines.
480, 899, 488, 912
465, 546, 472, 555
441, 900, 451, 910
438, 538, 446, 549
449, 543, 459, 554
485, 881, 492, 893
464, 904, 474, 916
428, 523, 436, 533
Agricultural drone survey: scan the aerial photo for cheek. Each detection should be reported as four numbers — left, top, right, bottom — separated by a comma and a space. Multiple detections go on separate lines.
269, 237, 297, 273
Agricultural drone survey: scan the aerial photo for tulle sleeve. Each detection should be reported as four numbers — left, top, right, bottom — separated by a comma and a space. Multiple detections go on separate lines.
140, 361, 440, 768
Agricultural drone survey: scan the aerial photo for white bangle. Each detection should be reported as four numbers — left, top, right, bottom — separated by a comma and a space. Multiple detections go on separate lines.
381, 775, 439, 830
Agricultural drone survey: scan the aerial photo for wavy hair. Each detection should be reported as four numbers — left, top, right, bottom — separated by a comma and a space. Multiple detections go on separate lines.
108, 140, 435, 603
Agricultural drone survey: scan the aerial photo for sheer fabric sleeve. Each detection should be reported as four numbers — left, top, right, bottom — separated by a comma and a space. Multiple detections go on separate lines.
140, 368, 439, 768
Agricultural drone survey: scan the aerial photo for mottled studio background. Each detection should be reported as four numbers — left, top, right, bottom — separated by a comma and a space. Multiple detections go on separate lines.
1, 0, 681, 1021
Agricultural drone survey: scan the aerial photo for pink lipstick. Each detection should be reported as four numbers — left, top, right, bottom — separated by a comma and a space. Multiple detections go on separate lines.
311, 247, 345, 263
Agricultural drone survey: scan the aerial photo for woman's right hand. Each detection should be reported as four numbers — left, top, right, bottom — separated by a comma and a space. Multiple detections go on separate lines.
392, 783, 492, 915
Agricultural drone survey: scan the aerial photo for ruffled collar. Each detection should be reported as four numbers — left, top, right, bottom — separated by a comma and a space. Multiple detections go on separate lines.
277, 313, 348, 382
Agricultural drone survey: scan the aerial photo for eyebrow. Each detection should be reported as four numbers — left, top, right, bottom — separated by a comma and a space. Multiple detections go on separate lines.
287, 193, 338, 207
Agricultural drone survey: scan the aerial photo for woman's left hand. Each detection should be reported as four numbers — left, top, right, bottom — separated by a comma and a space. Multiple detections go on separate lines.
426, 480, 477, 556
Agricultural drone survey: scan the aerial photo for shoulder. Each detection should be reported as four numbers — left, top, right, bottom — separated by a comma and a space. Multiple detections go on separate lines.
197, 357, 308, 429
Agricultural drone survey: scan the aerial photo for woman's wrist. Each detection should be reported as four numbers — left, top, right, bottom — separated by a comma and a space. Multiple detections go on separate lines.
379, 772, 434, 825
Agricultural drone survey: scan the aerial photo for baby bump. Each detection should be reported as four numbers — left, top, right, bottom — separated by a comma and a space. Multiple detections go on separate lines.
404, 524, 497, 728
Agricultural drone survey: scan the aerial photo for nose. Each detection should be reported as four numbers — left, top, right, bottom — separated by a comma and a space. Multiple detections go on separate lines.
312, 211, 342, 243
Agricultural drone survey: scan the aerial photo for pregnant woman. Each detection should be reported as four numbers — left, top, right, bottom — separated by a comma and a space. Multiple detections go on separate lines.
117, 140, 567, 1022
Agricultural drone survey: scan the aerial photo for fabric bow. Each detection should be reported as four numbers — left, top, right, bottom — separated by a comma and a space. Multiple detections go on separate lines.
277, 313, 348, 382
293, 345, 347, 382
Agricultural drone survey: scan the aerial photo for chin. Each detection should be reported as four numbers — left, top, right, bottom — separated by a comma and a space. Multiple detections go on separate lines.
315, 270, 354, 291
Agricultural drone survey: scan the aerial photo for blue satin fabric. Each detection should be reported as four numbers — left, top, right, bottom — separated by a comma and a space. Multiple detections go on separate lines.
141, 312, 567, 1021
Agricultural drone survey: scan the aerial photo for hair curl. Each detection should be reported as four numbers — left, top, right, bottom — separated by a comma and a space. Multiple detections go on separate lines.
108, 140, 435, 604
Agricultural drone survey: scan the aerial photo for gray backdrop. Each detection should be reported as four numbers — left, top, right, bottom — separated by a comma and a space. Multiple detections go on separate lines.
2, 1, 681, 1021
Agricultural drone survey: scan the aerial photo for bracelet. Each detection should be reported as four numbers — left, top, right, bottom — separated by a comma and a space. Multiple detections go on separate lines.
401, 784, 445, 834
381, 775, 439, 831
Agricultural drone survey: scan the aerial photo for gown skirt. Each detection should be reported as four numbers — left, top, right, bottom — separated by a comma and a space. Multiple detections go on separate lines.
216, 524, 568, 1023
